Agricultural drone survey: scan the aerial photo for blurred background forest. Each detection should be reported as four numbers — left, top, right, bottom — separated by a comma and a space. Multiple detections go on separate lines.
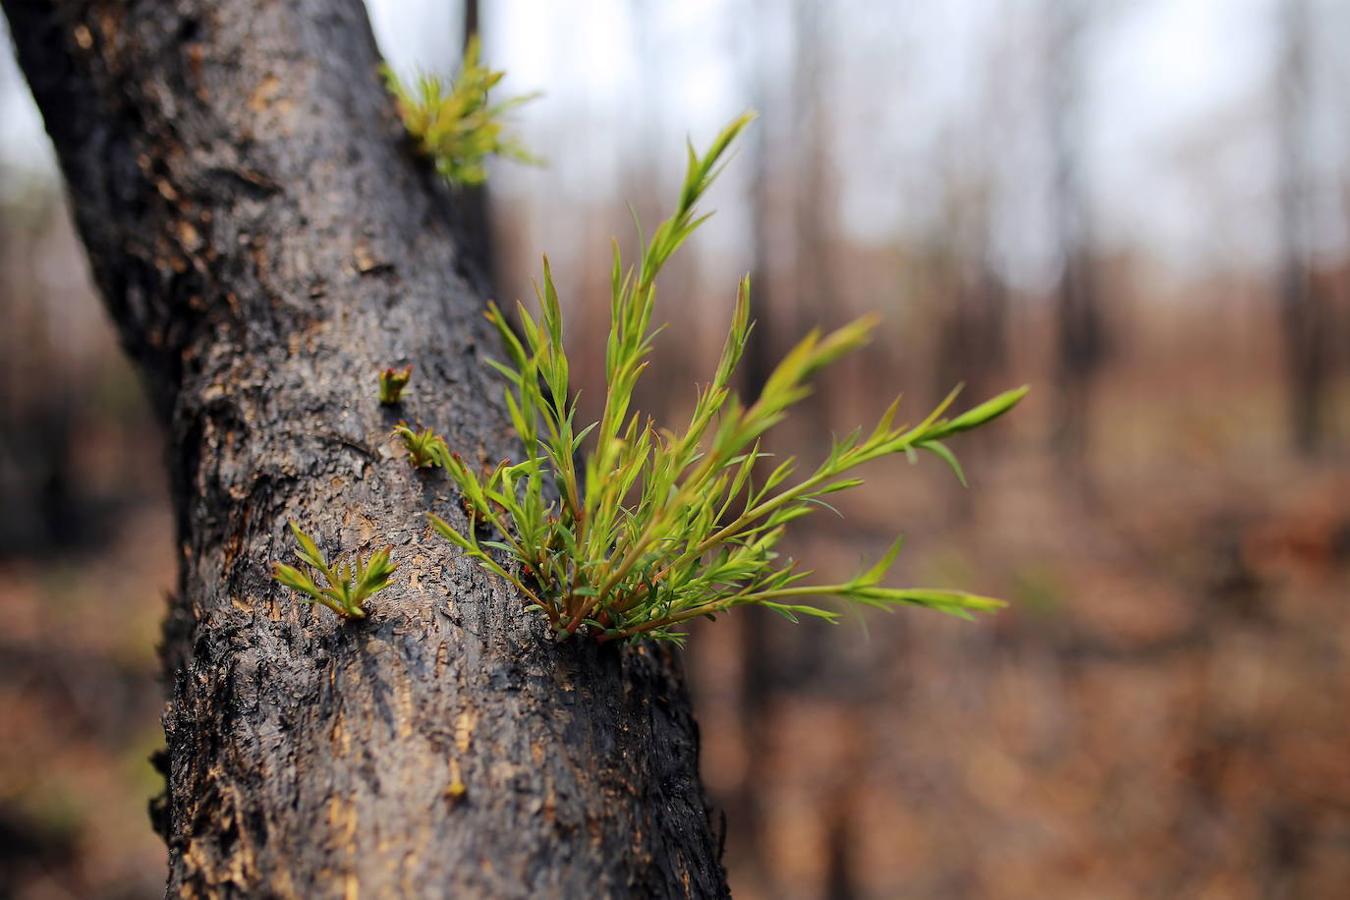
3, 0, 1349, 897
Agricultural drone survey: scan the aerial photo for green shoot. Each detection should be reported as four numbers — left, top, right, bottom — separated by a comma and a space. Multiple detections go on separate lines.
379, 366, 412, 404
394, 424, 447, 468
428, 112, 1028, 643
382, 37, 539, 186
272, 521, 396, 619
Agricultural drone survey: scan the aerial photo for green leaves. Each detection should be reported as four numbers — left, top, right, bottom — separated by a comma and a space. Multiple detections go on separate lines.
394, 424, 448, 468
383, 37, 539, 186
424, 112, 1027, 643
272, 521, 396, 619
924, 385, 1028, 440
379, 366, 412, 405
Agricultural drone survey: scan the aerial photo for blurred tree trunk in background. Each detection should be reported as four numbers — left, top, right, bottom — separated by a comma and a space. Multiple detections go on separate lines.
451, 0, 496, 295
934, 25, 1012, 470
1046, 0, 1106, 475
462, 0, 478, 45
2, 0, 726, 895
932, 178, 1009, 408
0, 206, 76, 556
1276, 0, 1329, 456
728, 0, 777, 876
739, 0, 776, 405
791, 0, 834, 421
933, 167, 1009, 522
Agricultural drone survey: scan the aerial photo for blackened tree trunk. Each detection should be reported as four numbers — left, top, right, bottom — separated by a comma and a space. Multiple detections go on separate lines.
1276, 0, 1328, 456
451, 0, 496, 294
1045, 0, 1106, 473
727, 0, 777, 872
790, 0, 834, 424
3, 1, 726, 896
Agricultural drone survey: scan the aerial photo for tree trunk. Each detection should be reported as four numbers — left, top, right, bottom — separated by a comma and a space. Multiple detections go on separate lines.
450, 0, 496, 295
3, 1, 726, 896
1276, 0, 1328, 456
1045, 0, 1106, 474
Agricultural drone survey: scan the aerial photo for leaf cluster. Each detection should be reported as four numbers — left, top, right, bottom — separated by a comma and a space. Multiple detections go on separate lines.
425, 113, 1028, 643
394, 423, 448, 468
382, 37, 539, 186
273, 521, 396, 619
379, 365, 412, 405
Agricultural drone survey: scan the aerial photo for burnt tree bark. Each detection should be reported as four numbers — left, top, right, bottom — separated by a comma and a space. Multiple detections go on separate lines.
450, 0, 495, 294
1045, 0, 1106, 475
3, 1, 726, 896
1275, 0, 1329, 456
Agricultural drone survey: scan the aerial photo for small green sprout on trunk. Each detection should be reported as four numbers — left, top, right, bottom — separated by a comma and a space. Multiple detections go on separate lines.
427, 112, 1028, 643
273, 522, 396, 619
379, 365, 412, 404
382, 37, 538, 186
394, 424, 448, 468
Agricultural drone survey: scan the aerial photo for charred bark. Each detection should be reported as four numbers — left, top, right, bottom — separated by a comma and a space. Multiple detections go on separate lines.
3, 1, 725, 896
449, 0, 495, 295
1276, 0, 1329, 456
1045, 0, 1106, 473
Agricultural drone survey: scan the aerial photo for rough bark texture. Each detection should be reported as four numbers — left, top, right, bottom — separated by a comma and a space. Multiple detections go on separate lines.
3, 1, 726, 896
